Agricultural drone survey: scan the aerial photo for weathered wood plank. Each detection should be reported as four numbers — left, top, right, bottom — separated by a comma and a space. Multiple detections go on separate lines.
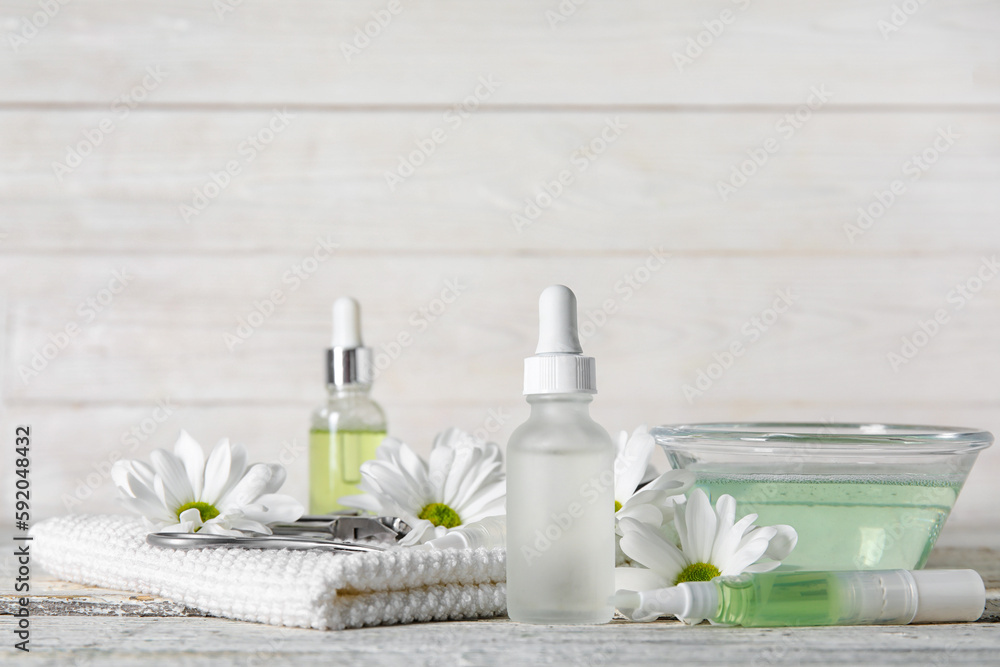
0, 578, 204, 618
1, 112, 997, 253
1, 0, 997, 106
5, 255, 1000, 405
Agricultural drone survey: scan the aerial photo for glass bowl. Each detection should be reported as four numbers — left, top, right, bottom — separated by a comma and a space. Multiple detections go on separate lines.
652, 423, 993, 571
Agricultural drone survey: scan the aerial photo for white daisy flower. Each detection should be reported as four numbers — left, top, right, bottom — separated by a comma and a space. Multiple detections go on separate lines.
112, 430, 304, 536
614, 425, 694, 531
616, 488, 797, 623
340, 428, 505, 546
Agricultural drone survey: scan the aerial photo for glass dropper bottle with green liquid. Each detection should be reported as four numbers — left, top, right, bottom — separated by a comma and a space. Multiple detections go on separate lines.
309, 297, 387, 514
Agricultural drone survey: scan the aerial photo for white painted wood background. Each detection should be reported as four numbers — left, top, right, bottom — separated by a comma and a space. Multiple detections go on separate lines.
1, 0, 999, 535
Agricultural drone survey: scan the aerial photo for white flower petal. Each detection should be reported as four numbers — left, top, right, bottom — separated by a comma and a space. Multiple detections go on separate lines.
149, 449, 195, 505
709, 495, 741, 569
622, 488, 667, 510
153, 475, 181, 514
614, 426, 654, 502
451, 477, 506, 519
173, 430, 205, 499
742, 560, 783, 573
339, 493, 384, 514
216, 463, 274, 511
201, 439, 233, 504
399, 518, 436, 546
198, 521, 243, 536
616, 503, 663, 527
157, 521, 197, 534
614, 567, 670, 594
239, 493, 304, 526
763, 525, 798, 561
679, 489, 716, 564
260, 464, 287, 496
644, 469, 695, 495
177, 507, 204, 526
720, 535, 773, 576
618, 518, 688, 582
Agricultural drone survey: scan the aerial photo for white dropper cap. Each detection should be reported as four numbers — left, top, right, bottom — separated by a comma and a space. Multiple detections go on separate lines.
523, 285, 597, 395
327, 297, 372, 386
332, 297, 363, 348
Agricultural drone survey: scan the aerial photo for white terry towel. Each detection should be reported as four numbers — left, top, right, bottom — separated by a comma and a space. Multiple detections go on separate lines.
31, 514, 507, 630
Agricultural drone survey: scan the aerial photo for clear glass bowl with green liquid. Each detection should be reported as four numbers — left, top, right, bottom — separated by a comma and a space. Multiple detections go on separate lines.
653, 423, 992, 571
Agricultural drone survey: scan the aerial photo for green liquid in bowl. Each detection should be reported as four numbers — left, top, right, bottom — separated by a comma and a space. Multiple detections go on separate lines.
694, 473, 962, 571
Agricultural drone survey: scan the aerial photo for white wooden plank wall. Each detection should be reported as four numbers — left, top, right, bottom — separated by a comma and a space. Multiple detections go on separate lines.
1, 1, 999, 535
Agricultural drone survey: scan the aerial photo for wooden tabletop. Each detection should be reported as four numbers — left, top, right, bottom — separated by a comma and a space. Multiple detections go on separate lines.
3, 545, 999, 666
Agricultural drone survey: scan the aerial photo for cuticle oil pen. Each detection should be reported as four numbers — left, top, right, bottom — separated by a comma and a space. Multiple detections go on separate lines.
614, 569, 986, 627
309, 297, 387, 514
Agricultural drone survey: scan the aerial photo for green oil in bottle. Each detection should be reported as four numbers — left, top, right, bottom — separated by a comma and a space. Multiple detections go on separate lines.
309, 428, 386, 513
694, 473, 961, 570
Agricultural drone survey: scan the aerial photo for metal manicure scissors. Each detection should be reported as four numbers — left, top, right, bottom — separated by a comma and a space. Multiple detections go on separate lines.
146, 512, 411, 553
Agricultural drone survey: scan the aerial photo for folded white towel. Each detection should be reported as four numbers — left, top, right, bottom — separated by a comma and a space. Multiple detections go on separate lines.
31, 514, 507, 630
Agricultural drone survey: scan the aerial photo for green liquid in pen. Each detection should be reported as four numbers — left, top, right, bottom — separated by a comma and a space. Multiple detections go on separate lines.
715, 571, 844, 627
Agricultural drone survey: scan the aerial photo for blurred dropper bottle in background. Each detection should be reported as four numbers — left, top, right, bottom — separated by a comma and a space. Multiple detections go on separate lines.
309, 297, 387, 513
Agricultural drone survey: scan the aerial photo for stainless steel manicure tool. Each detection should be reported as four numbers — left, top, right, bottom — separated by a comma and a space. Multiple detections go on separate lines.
145, 512, 411, 553
146, 531, 387, 552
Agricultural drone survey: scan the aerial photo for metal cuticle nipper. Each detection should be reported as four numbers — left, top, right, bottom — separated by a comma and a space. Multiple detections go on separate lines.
146, 511, 411, 553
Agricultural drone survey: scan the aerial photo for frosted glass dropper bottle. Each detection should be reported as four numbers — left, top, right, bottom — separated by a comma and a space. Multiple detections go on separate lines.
309, 297, 387, 514
506, 285, 616, 624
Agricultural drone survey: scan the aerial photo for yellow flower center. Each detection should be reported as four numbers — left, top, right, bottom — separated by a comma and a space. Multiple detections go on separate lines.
614, 500, 623, 512
176, 501, 220, 524
418, 502, 461, 528
674, 562, 721, 584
